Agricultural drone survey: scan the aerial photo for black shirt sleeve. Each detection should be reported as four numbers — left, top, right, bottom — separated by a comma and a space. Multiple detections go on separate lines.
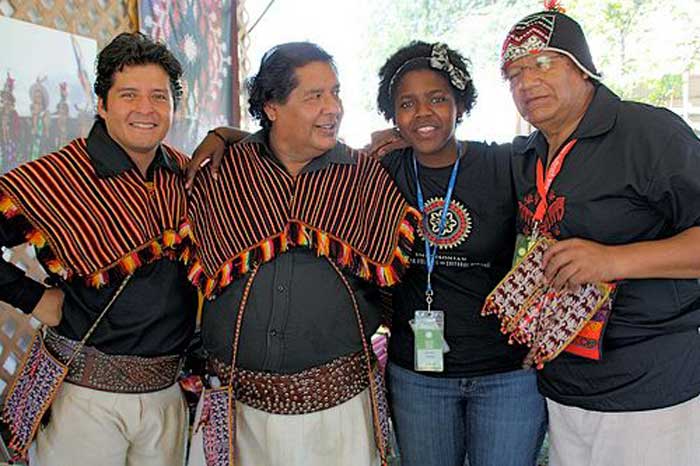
0, 215, 46, 313
645, 127, 700, 232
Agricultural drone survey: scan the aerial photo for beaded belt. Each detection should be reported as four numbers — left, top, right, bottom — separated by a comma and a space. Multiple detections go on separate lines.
44, 330, 182, 393
209, 351, 370, 415
198, 261, 390, 466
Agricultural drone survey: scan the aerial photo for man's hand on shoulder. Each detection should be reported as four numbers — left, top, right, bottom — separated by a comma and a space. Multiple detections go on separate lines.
31, 288, 64, 327
185, 127, 250, 191
364, 128, 409, 160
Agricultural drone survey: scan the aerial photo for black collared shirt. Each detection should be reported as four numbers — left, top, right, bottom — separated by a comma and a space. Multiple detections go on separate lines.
512, 84, 700, 411
0, 121, 197, 356
200, 131, 382, 373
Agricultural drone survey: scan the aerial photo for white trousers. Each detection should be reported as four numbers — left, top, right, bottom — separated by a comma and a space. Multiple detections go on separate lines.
30, 381, 188, 466
188, 388, 380, 466
547, 394, 700, 466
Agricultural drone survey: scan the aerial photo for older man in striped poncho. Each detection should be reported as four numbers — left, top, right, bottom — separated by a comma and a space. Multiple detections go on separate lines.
186, 42, 418, 466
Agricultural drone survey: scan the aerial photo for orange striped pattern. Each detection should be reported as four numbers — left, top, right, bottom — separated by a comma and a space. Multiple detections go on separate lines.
562, 287, 615, 361
0, 138, 190, 285
188, 142, 419, 297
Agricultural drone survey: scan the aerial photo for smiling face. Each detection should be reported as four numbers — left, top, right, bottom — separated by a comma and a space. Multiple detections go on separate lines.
97, 63, 173, 163
506, 52, 593, 135
265, 61, 343, 161
393, 69, 460, 166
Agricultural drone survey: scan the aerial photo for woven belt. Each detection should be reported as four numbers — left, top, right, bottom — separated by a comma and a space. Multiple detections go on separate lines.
44, 330, 182, 393
209, 351, 370, 415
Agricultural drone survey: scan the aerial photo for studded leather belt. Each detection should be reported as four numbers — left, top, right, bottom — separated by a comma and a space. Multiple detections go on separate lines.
44, 330, 182, 393
208, 351, 370, 415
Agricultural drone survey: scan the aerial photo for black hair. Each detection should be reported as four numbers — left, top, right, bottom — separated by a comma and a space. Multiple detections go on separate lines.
247, 42, 335, 129
377, 41, 477, 123
94, 32, 183, 112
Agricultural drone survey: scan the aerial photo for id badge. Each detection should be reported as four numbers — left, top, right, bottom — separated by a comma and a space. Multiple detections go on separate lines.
512, 233, 537, 266
411, 310, 445, 372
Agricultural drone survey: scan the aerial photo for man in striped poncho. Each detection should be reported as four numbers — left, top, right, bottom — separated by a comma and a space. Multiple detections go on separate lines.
186, 42, 418, 466
0, 33, 197, 466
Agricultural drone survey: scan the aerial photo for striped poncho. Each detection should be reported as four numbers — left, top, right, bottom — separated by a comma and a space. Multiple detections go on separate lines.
0, 138, 191, 287
187, 141, 420, 298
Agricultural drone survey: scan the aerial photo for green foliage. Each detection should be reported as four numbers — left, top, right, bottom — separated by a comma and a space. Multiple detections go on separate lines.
358, 0, 530, 112
360, 0, 478, 96
358, 0, 700, 112
639, 74, 683, 107
567, 0, 700, 105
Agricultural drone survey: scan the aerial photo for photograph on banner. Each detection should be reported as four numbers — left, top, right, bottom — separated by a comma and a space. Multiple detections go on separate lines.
0, 16, 96, 174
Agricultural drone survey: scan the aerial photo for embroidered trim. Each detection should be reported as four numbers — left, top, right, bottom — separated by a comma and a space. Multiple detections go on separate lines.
0, 139, 190, 287
190, 210, 419, 298
1, 332, 68, 460
0, 192, 192, 287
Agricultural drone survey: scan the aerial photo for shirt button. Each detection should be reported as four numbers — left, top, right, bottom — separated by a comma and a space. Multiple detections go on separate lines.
277, 285, 285, 293
269, 329, 278, 337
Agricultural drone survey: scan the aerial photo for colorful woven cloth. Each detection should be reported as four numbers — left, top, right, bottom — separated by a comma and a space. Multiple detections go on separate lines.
0, 138, 191, 287
482, 238, 614, 368
372, 332, 389, 373
200, 387, 235, 466
500, 9, 601, 80
1, 332, 68, 460
187, 142, 419, 297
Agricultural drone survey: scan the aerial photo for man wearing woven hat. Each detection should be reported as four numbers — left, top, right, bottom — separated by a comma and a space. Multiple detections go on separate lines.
501, 5, 700, 465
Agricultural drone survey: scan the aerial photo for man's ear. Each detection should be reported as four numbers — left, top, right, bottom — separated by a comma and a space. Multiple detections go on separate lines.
264, 101, 278, 122
97, 96, 107, 118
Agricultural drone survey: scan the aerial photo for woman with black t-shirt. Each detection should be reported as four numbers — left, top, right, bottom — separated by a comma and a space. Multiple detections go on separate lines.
374, 41, 546, 466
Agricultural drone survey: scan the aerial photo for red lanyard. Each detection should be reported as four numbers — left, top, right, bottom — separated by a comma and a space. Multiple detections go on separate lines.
533, 139, 577, 222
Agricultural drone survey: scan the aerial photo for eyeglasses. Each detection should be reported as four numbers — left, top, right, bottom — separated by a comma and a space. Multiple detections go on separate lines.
505, 54, 565, 86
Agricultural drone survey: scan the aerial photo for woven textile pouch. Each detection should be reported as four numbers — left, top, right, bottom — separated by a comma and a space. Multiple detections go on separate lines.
199, 386, 235, 466
1, 331, 68, 459
196, 364, 391, 466
1, 274, 131, 460
482, 238, 615, 368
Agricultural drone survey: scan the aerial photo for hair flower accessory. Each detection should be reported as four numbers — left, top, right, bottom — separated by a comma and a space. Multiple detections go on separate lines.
430, 43, 470, 91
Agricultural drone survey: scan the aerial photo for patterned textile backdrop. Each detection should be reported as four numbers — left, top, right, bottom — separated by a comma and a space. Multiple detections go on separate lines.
139, 0, 239, 154
0, 15, 97, 174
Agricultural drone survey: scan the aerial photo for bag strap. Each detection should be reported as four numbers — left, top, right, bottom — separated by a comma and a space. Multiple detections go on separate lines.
63, 273, 133, 368
325, 258, 388, 465
226, 264, 261, 381
222, 261, 388, 465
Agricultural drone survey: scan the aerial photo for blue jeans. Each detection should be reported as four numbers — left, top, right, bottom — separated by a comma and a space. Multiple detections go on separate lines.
387, 362, 547, 466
